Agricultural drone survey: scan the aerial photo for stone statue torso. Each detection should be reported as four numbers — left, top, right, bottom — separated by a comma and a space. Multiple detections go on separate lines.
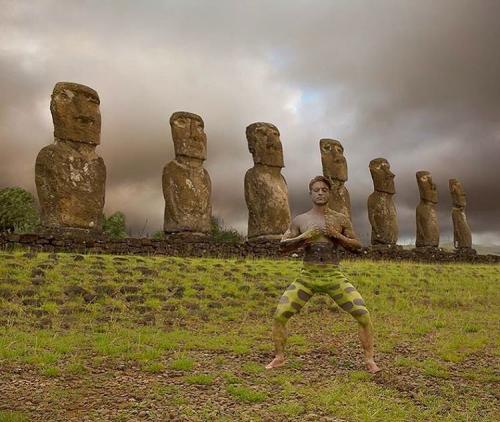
328, 181, 351, 220
162, 159, 212, 233
451, 208, 472, 248
416, 201, 439, 247
245, 166, 291, 239
367, 191, 398, 245
35, 141, 106, 230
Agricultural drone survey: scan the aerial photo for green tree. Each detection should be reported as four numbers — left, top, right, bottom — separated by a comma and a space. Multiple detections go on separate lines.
210, 216, 244, 243
103, 211, 128, 239
0, 187, 40, 233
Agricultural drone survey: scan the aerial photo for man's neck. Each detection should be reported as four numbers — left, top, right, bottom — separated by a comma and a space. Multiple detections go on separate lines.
311, 203, 328, 215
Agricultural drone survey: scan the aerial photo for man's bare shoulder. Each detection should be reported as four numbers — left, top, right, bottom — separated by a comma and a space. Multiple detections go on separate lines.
326, 208, 349, 222
292, 210, 312, 225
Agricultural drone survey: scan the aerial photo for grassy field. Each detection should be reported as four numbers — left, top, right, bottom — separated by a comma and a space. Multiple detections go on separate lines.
0, 249, 498, 422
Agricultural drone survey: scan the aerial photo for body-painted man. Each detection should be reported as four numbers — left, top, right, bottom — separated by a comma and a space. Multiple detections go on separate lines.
266, 176, 380, 373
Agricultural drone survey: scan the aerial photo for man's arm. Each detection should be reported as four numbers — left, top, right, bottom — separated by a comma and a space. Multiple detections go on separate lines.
328, 216, 363, 252
280, 217, 321, 252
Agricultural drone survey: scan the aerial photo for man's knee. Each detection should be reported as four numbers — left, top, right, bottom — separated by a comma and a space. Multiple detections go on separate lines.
274, 309, 295, 324
350, 308, 371, 327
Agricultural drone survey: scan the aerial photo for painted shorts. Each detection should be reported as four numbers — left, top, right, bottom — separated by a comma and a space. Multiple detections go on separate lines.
274, 263, 370, 324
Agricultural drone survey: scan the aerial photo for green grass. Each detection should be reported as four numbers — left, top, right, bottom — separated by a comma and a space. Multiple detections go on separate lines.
169, 355, 194, 371
0, 251, 498, 421
184, 373, 215, 385
0, 411, 29, 422
226, 384, 267, 403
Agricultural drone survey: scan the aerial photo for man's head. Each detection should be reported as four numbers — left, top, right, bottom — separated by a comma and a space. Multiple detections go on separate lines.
246, 122, 284, 167
170, 111, 207, 160
309, 175, 331, 206
50, 82, 101, 145
320, 138, 347, 182
449, 178, 466, 208
369, 158, 395, 194
416, 171, 438, 204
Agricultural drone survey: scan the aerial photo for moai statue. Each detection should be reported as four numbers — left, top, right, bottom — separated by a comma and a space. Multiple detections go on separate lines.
162, 111, 212, 236
415, 171, 439, 248
244, 122, 291, 241
449, 178, 473, 250
367, 158, 398, 245
320, 139, 351, 220
35, 82, 106, 233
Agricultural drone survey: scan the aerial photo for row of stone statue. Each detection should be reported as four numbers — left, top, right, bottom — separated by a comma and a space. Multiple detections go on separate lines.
34, 82, 472, 249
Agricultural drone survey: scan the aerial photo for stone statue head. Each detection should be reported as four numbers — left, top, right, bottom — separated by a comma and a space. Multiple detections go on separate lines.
449, 178, 466, 208
416, 171, 438, 204
170, 111, 207, 160
369, 158, 395, 194
245, 122, 284, 167
320, 138, 347, 182
50, 82, 101, 145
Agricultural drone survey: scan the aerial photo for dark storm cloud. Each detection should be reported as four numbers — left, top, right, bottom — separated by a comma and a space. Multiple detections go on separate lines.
1, 0, 499, 243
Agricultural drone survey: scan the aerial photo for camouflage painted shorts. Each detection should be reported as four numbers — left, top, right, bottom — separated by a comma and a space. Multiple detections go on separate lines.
274, 263, 370, 324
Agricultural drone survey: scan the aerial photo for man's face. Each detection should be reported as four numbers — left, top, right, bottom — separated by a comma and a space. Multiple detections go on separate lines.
51, 84, 101, 144
171, 113, 207, 160
320, 139, 347, 182
310, 181, 330, 206
247, 123, 284, 167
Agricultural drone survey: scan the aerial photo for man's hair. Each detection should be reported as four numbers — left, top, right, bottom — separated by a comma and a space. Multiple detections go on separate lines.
309, 175, 331, 192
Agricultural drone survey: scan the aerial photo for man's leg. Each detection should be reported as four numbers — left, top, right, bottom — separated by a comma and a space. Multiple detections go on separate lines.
326, 273, 380, 373
266, 280, 313, 369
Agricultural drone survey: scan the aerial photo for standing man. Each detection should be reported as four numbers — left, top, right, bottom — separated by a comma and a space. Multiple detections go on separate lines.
266, 176, 380, 373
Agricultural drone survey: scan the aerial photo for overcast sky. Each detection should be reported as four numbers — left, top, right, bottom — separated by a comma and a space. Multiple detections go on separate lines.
1, 0, 499, 244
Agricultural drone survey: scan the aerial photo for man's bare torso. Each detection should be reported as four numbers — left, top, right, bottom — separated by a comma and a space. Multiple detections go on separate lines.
292, 208, 352, 247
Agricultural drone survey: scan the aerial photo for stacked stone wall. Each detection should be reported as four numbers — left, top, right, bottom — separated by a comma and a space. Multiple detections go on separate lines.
0, 233, 498, 264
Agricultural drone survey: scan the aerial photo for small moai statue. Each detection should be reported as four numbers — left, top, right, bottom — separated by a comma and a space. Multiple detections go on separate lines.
35, 82, 106, 233
320, 139, 352, 220
244, 122, 291, 241
415, 171, 439, 248
449, 178, 473, 250
367, 158, 398, 245
162, 111, 212, 236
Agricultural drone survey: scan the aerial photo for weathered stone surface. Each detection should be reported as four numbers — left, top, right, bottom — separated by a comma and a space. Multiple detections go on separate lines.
1, 231, 498, 263
367, 158, 398, 245
162, 111, 212, 235
416, 171, 439, 247
320, 139, 351, 219
449, 178, 473, 249
244, 122, 291, 241
35, 82, 106, 232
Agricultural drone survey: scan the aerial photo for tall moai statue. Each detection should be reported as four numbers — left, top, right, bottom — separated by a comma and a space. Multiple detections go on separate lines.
449, 178, 473, 250
415, 171, 439, 248
367, 158, 398, 245
162, 111, 212, 236
244, 122, 291, 241
35, 82, 106, 233
320, 139, 351, 220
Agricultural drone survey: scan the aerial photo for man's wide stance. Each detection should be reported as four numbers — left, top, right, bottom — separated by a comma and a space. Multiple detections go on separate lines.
266, 176, 380, 373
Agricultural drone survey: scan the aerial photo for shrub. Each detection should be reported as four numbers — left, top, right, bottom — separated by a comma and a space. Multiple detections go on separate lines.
103, 211, 128, 239
0, 187, 40, 233
210, 216, 244, 243
151, 230, 165, 240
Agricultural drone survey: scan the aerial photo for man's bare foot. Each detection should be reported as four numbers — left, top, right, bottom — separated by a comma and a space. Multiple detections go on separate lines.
265, 356, 287, 369
365, 359, 381, 374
